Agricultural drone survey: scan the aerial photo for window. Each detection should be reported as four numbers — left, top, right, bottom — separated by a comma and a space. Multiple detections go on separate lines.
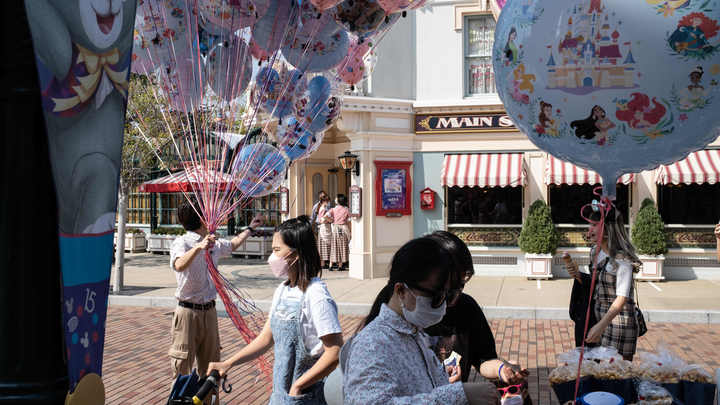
239, 193, 283, 228
312, 173, 323, 202
328, 172, 338, 200
549, 184, 630, 224
447, 186, 522, 225
658, 183, 720, 224
127, 191, 151, 224
464, 15, 496, 96
158, 193, 183, 225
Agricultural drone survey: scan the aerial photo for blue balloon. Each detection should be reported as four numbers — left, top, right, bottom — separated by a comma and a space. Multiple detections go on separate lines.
233, 143, 287, 197
493, 0, 720, 198
251, 0, 298, 54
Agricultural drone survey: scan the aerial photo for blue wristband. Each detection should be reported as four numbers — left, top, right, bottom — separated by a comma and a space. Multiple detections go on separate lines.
498, 363, 504, 380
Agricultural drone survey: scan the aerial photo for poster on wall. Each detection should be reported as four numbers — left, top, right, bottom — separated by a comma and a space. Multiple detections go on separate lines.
375, 161, 412, 216
24, 0, 137, 402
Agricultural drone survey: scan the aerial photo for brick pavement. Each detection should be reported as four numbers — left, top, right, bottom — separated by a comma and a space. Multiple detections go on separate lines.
104, 306, 720, 405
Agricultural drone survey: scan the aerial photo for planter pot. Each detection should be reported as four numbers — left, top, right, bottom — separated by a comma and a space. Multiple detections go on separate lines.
637, 255, 665, 281
114, 233, 147, 253
525, 253, 554, 279
147, 234, 176, 254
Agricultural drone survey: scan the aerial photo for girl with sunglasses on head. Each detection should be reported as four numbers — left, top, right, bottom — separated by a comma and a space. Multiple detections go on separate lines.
565, 204, 641, 361
208, 216, 343, 405
425, 231, 530, 405
340, 236, 499, 405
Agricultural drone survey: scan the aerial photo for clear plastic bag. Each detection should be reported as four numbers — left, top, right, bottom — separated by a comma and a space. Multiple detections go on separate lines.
636, 380, 673, 404
634, 343, 686, 384
679, 364, 714, 384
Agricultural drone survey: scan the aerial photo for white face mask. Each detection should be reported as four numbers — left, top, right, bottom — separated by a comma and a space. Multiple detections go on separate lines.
501, 395, 523, 405
401, 283, 446, 329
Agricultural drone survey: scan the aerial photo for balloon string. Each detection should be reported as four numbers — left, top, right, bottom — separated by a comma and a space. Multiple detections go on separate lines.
572, 186, 613, 404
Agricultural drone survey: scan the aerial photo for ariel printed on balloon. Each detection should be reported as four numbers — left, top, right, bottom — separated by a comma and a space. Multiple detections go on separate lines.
494, 0, 720, 198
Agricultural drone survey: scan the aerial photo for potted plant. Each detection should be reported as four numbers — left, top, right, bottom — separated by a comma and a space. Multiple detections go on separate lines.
147, 227, 183, 253
631, 198, 668, 281
519, 200, 559, 279
124, 228, 146, 252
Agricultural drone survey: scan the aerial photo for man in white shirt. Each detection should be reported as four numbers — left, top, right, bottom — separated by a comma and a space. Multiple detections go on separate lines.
168, 199, 263, 380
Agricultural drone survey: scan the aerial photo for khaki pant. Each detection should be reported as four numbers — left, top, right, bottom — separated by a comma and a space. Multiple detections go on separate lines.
169, 305, 221, 379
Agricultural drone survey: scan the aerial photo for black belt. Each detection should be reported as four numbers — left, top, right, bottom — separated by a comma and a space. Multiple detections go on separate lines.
178, 300, 215, 311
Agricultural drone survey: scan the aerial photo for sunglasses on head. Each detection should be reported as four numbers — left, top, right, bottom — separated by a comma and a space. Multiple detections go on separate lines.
404, 283, 448, 308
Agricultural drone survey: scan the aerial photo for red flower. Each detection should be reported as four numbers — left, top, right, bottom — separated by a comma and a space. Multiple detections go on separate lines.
535, 124, 545, 134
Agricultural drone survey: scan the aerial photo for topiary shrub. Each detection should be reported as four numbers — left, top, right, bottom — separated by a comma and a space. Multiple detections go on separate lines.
631, 198, 667, 256
518, 199, 559, 254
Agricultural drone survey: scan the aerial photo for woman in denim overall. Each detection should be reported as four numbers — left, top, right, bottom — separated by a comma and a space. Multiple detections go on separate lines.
209, 216, 343, 404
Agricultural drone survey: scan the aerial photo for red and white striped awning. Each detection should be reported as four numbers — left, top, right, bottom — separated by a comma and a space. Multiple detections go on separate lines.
656, 149, 720, 185
139, 167, 233, 193
441, 153, 526, 188
545, 156, 634, 185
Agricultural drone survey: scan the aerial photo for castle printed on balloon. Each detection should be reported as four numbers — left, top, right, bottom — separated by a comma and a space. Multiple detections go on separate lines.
545, 0, 638, 94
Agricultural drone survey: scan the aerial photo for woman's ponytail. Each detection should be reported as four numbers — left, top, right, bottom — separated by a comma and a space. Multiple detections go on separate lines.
357, 282, 395, 333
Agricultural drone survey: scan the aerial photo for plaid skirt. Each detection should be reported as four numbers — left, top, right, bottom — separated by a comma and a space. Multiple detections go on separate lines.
594, 259, 638, 358
330, 224, 349, 265
317, 223, 332, 262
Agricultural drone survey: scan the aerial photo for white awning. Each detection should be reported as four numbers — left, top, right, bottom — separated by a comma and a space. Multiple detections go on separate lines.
656, 149, 720, 185
545, 156, 634, 185
441, 153, 526, 188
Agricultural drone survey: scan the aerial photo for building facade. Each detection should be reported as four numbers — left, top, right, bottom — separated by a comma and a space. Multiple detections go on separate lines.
287, 0, 720, 280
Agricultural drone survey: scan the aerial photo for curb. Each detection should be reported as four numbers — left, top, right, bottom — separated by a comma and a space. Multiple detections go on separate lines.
109, 295, 720, 324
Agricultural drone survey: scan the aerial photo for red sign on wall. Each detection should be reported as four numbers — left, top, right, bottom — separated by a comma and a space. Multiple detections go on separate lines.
375, 161, 412, 217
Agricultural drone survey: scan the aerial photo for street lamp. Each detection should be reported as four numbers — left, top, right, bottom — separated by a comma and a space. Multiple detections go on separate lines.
338, 151, 360, 176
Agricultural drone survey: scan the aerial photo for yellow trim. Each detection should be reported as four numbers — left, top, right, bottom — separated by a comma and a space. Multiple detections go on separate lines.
415, 128, 518, 134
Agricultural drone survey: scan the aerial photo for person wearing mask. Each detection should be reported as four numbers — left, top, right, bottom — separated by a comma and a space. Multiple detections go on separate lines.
208, 216, 343, 404
169, 199, 262, 382
567, 205, 641, 361
310, 191, 329, 232
341, 236, 499, 405
325, 194, 351, 271
317, 196, 332, 271
425, 232, 530, 404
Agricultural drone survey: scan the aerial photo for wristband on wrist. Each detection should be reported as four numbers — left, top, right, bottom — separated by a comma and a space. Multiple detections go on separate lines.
498, 363, 505, 381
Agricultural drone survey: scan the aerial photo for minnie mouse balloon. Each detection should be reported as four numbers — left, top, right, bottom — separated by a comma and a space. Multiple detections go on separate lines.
205, 38, 253, 102
233, 143, 288, 197
337, 36, 371, 85
276, 117, 324, 161
493, 0, 720, 198
294, 75, 343, 133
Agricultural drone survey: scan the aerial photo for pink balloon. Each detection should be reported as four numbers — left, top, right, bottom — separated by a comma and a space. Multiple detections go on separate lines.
338, 38, 370, 85
310, 0, 343, 11
377, 0, 405, 14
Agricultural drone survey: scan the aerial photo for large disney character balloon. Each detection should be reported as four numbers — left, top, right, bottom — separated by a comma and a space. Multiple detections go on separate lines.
198, 0, 268, 31
333, 0, 387, 36
253, 65, 307, 120
294, 75, 343, 133
494, 0, 720, 198
276, 117, 325, 161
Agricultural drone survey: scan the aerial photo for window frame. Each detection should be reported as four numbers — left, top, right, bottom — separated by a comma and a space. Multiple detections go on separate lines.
463, 14, 497, 97
445, 185, 523, 226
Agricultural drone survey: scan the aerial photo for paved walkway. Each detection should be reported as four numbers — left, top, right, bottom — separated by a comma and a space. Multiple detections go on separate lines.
104, 306, 720, 405
111, 253, 720, 322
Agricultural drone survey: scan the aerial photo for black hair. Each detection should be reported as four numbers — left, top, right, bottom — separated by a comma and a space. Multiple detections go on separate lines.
278, 215, 322, 292
570, 105, 602, 140
318, 190, 327, 198
358, 237, 453, 332
178, 198, 202, 231
336, 194, 348, 207
426, 231, 474, 288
